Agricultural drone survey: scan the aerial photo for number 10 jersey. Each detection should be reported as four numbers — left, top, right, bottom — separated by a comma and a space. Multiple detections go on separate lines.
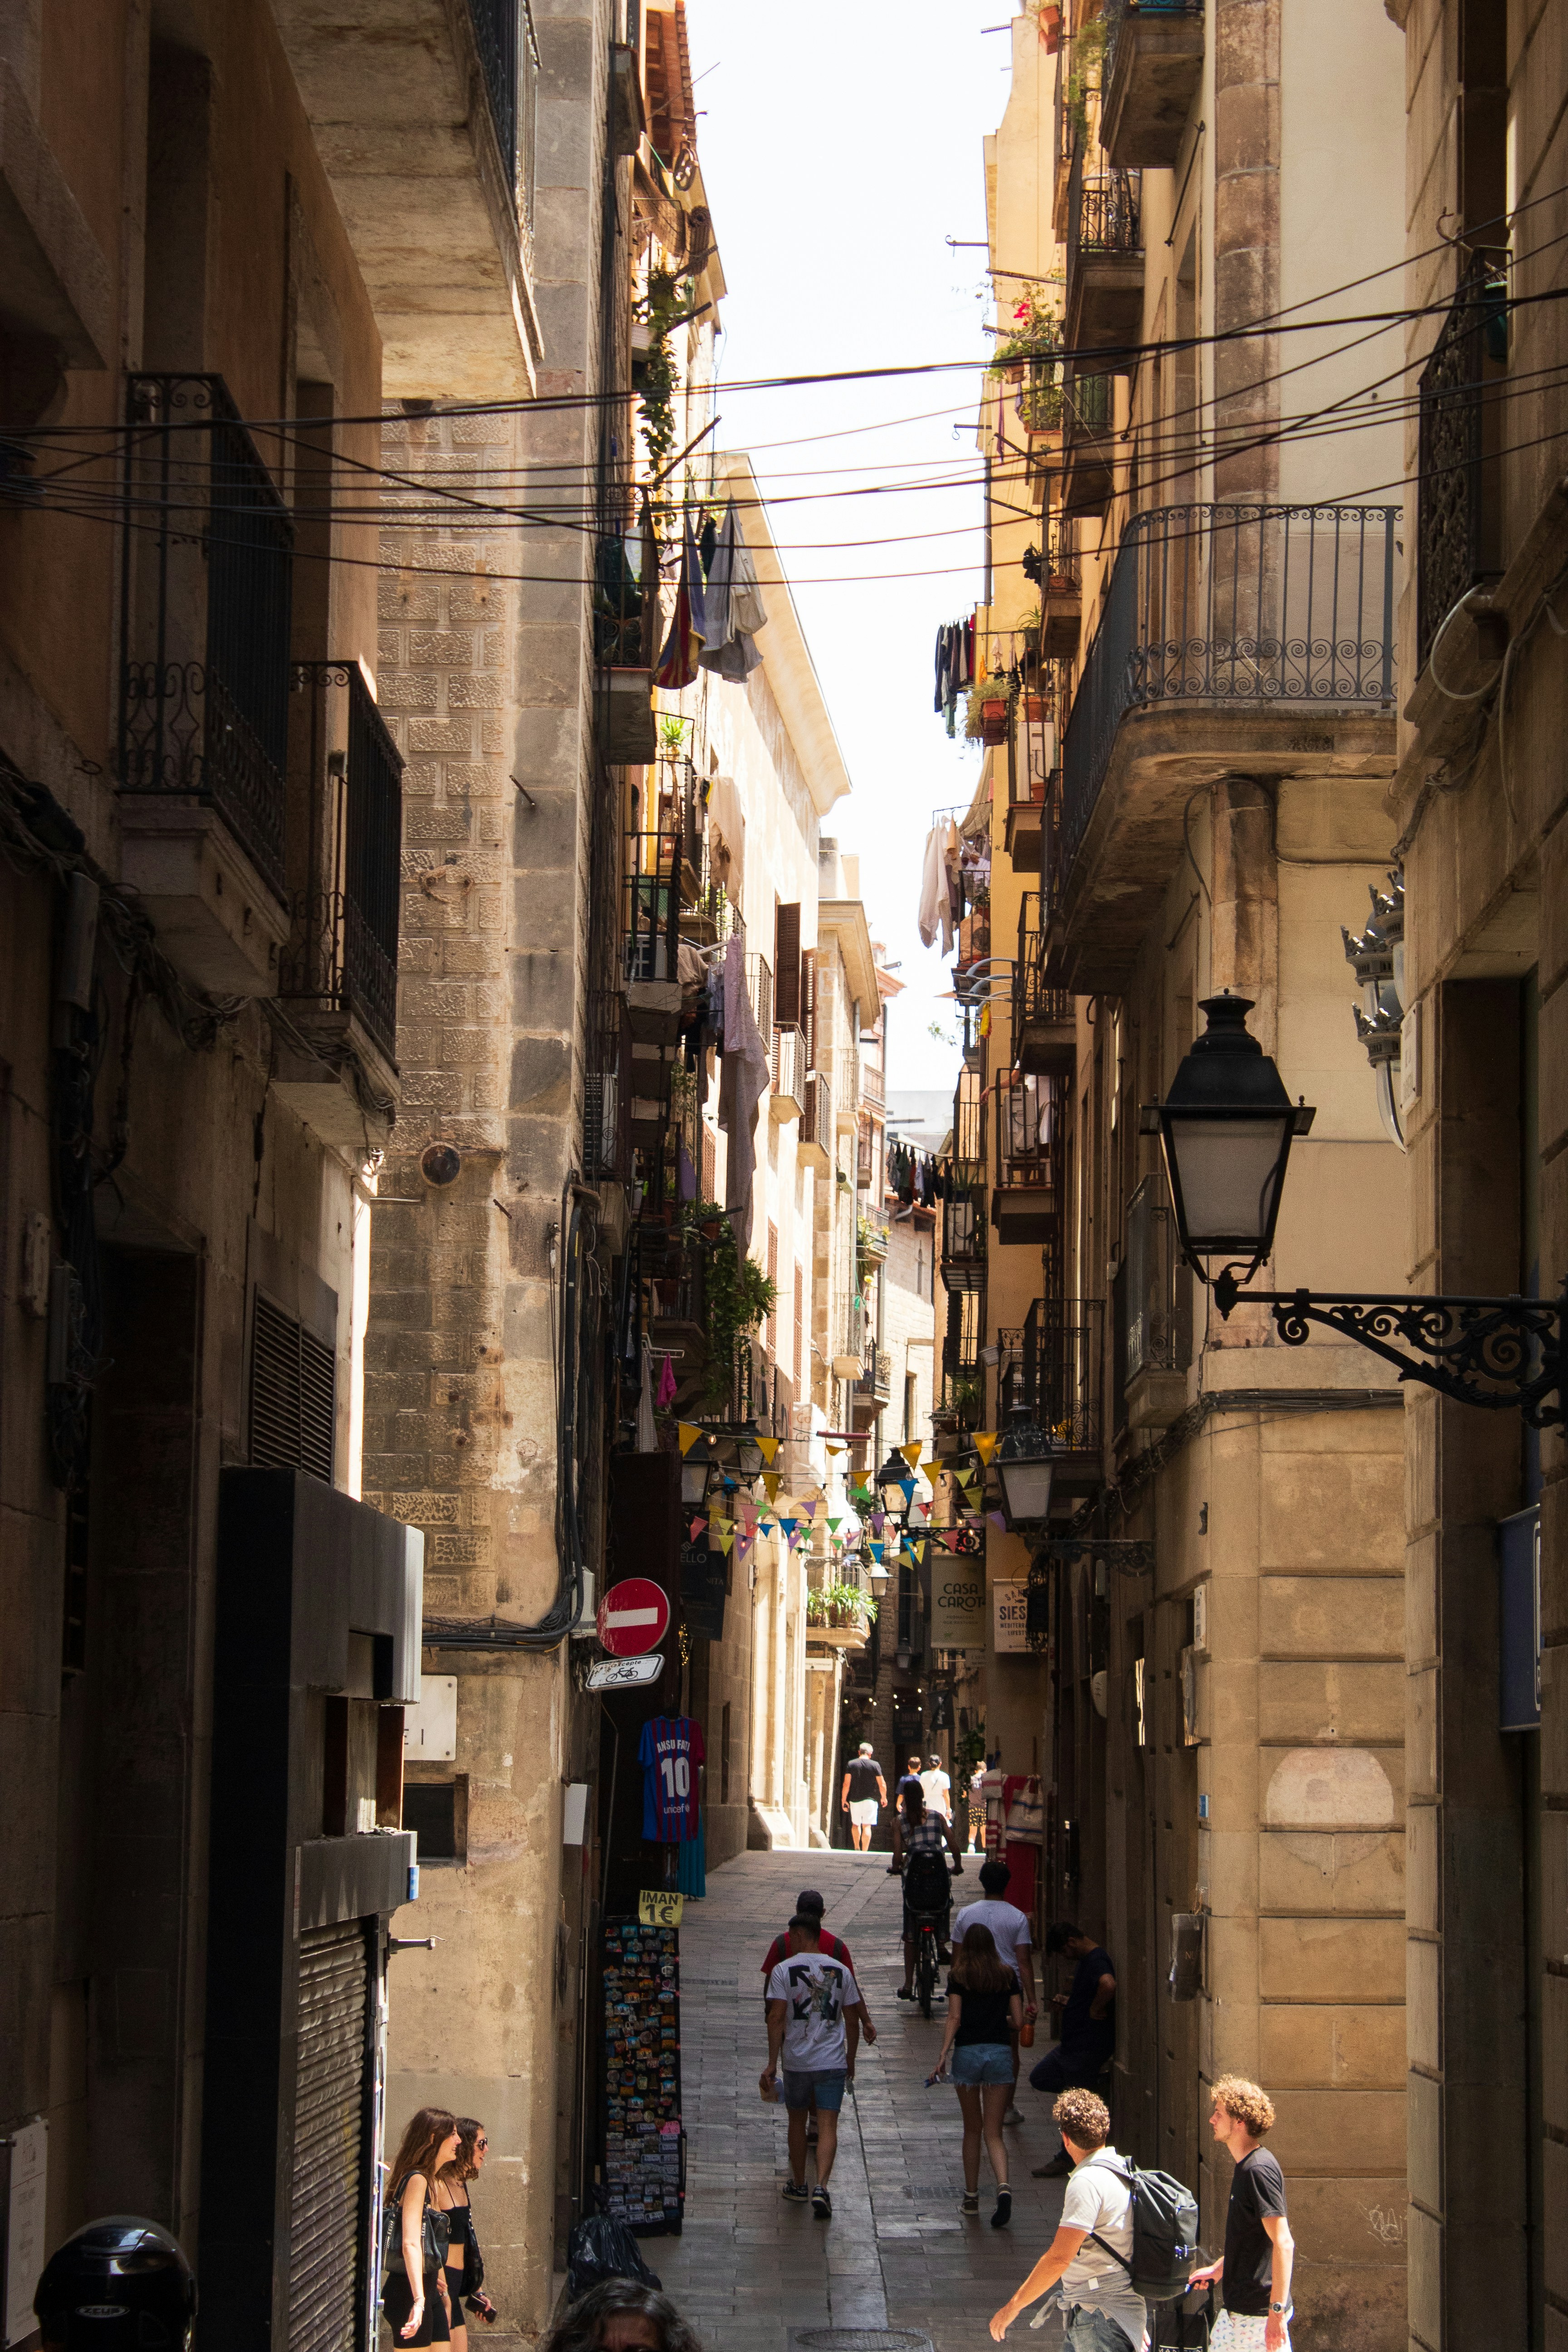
638, 1714, 706, 1842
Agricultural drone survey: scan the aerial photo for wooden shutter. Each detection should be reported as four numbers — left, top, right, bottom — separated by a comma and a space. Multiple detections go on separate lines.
774, 902, 801, 1028
766, 1223, 778, 1357
800, 949, 817, 1068
794, 1264, 804, 1386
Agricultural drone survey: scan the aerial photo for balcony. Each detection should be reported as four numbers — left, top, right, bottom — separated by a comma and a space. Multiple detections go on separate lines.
1060, 371, 1117, 520
988, 1073, 1064, 1247
117, 375, 293, 995
1011, 897, 1074, 1078
594, 526, 659, 763
583, 990, 633, 1184
1004, 693, 1058, 874
940, 1177, 987, 1296
1101, 0, 1205, 170
1042, 537, 1083, 658
799, 1071, 833, 1172
853, 1348, 893, 1417
1054, 502, 1401, 993
998, 1299, 1104, 1494
951, 1064, 984, 1168
941, 1287, 986, 1431
1123, 1172, 1191, 1429
771, 1023, 806, 1121
1065, 163, 1143, 356
272, 663, 403, 1143
269, 0, 539, 396
1416, 263, 1507, 674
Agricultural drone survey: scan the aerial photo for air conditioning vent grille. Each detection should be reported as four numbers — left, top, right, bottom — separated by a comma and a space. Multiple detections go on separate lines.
250, 1290, 336, 1485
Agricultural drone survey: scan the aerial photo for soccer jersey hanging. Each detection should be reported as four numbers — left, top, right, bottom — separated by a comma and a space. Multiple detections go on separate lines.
638, 1715, 705, 1842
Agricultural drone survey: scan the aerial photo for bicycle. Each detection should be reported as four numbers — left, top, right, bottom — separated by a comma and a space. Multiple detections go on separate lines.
900, 1851, 963, 2019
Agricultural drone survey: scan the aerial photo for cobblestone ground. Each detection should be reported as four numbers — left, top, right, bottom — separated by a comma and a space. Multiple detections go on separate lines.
655, 1849, 1069, 2352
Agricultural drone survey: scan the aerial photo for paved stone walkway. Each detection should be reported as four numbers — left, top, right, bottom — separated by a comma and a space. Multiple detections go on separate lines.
656, 1849, 1070, 2352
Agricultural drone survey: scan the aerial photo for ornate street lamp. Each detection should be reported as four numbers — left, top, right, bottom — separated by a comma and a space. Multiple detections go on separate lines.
995, 1403, 1056, 1530
1140, 990, 1315, 1285
734, 1425, 764, 1478
1145, 993, 1563, 1426
680, 1433, 714, 1510
874, 1446, 914, 1527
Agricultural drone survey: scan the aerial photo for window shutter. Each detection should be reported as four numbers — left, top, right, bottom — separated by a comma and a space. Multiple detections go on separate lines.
250, 1291, 336, 1485
800, 949, 817, 1068
774, 903, 801, 1028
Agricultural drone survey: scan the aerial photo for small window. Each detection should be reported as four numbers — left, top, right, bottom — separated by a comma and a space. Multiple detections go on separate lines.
402, 1779, 467, 1864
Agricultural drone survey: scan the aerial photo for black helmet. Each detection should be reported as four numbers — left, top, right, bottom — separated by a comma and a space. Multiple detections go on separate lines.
34, 2216, 196, 2350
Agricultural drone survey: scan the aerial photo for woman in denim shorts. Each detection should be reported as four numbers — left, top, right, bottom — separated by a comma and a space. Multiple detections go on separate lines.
932, 1921, 1024, 2228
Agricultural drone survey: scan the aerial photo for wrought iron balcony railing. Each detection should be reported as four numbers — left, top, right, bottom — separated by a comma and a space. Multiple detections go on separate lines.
940, 1177, 987, 1294
1125, 1170, 1191, 1382
118, 373, 294, 901
623, 818, 681, 983
951, 1064, 984, 1170
998, 1297, 1105, 1458
466, 0, 539, 205
1075, 167, 1142, 255
989, 1071, 1064, 1197
1059, 501, 1400, 890
1416, 262, 1507, 671
281, 663, 404, 1065
1012, 895, 1073, 1037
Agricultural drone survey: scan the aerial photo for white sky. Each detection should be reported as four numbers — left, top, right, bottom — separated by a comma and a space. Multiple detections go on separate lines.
683, 0, 1009, 1101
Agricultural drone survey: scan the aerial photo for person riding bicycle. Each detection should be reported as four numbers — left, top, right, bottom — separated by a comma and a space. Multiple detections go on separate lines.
892, 1780, 964, 2000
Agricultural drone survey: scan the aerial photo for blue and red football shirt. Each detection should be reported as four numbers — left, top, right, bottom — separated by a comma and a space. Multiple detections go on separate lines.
638, 1715, 705, 1841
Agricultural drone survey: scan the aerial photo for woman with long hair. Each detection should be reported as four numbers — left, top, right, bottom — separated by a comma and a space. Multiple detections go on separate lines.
436, 2117, 496, 2347
539, 2278, 704, 2352
932, 1921, 1023, 2227
382, 2107, 460, 2344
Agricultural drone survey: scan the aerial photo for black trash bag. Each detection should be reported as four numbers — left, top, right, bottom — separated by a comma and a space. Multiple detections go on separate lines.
566, 2213, 662, 2300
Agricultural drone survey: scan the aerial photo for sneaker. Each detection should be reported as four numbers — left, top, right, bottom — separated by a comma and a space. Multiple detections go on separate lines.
782, 2180, 810, 2203
991, 2188, 1013, 2230
804, 2122, 819, 2143
896, 1987, 914, 2002
1004, 2106, 1024, 2126
812, 2186, 832, 2220
1032, 2152, 1073, 2179
960, 2192, 980, 2217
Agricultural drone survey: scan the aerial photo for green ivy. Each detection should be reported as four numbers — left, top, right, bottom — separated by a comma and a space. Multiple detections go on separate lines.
637, 268, 698, 488
696, 1211, 778, 1409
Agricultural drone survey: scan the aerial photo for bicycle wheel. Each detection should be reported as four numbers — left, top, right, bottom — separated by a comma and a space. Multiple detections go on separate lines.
916, 1929, 936, 2019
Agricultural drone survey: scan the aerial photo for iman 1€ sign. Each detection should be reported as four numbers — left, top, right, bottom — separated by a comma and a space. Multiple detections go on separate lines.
930, 1561, 986, 1649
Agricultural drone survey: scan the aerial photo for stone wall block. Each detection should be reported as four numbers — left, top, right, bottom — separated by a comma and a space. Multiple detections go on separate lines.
380, 579, 440, 622
1258, 1913, 1405, 1999
408, 720, 476, 754
1259, 2001, 1406, 2087
1259, 1453, 1405, 1569
1260, 1575, 1403, 1656
1259, 1827, 1405, 1913
1405, 1799, 1439, 1931
380, 671, 440, 711
1406, 1935, 1440, 2070
410, 632, 477, 667
1256, 1660, 1404, 1742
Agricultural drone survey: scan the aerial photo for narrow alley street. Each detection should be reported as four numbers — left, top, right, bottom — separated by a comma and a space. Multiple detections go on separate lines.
657, 1853, 1069, 2352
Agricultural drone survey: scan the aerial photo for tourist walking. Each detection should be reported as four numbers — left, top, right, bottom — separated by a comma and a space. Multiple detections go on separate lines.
540, 2279, 705, 2352
892, 1779, 964, 1995
760, 1909, 873, 2220
759, 1891, 869, 2143
987, 2087, 1149, 2352
954, 1858, 1037, 2123
1189, 2077, 1294, 2351
1030, 1923, 1117, 2177
920, 1754, 952, 1823
382, 2107, 460, 2345
840, 1743, 887, 1850
436, 2118, 497, 2344
931, 1921, 1022, 2229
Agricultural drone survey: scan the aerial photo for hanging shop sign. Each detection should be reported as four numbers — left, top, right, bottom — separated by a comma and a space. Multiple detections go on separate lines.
598, 1578, 671, 1656
992, 1580, 1031, 1654
681, 1536, 727, 1644
930, 1562, 986, 1648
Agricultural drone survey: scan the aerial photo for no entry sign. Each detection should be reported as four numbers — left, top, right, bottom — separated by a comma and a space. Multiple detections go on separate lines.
597, 1577, 671, 1657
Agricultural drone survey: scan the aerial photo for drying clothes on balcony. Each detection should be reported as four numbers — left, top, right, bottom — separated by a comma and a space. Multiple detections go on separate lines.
718, 935, 770, 1251
887, 1141, 945, 1208
697, 499, 768, 680
654, 519, 708, 691
934, 616, 975, 736
918, 818, 960, 953
706, 770, 745, 895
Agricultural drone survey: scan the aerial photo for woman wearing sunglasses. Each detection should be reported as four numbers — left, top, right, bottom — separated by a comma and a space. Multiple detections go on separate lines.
437, 2118, 497, 2344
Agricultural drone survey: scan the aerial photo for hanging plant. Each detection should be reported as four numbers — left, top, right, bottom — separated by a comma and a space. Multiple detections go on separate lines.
635, 268, 698, 486
700, 1216, 778, 1409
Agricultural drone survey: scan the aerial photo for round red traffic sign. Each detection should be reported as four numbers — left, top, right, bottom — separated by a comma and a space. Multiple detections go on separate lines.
597, 1577, 670, 1657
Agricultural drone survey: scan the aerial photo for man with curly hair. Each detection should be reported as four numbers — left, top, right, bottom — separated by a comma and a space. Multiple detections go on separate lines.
1190, 2076, 1294, 2351
987, 2087, 1148, 2352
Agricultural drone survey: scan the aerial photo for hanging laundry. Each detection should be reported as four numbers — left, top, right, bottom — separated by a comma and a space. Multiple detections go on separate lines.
637, 1338, 657, 1451
917, 818, 960, 954
698, 499, 767, 680
717, 935, 770, 1250
654, 520, 705, 690
657, 1354, 677, 1410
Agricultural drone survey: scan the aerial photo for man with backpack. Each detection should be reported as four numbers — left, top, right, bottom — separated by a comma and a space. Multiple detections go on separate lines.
990, 2085, 1198, 2352
890, 1779, 964, 1994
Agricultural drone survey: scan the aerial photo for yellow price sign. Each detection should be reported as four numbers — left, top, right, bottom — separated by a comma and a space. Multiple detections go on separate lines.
638, 1889, 684, 1928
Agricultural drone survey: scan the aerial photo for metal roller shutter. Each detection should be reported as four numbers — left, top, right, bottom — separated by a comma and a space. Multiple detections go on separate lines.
289, 1921, 371, 2352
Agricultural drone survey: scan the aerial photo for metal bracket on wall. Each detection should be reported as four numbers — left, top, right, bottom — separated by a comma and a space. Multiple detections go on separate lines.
1037, 1539, 1156, 1574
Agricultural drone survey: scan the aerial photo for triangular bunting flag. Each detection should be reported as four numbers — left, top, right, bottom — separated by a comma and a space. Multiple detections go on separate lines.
987, 1509, 1008, 1530
826, 1442, 846, 1457
898, 1439, 923, 1469
974, 1431, 1001, 1465
763, 1472, 782, 1502
757, 1435, 780, 1465
689, 1517, 706, 1541
677, 1422, 702, 1455
717, 1525, 735, 1555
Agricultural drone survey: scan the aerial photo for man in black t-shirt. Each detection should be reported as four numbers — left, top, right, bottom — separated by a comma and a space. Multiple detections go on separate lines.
1028, 1923, 1117, 2177
840, 1743, 887, 1850
1190, 2073, 1294, 2351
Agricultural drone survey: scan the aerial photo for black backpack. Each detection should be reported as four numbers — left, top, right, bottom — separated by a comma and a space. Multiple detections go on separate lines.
1088, 2156, 1201, 2303
902, 1846, 951, 1913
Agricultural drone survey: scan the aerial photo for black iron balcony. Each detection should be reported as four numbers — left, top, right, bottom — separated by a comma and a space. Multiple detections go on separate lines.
118, 374, 293, 903
1011, 896, 1074, 1078
1101, 0, 1205, 169
951, 1064, 984, 1170
280, 663, 403, 1068
1061, 370, 1117, 519
1416, 262, 1507, 672
1059, 501, 1400, 900
988, 1072, 1064, 1246
997, 1298, 1105, 1488
942, 1286, 986, 1431
624, 815, 681, 985
941, 1177, 987, 1296
1065, 161, 1143, 354
583, 989, 632, 1183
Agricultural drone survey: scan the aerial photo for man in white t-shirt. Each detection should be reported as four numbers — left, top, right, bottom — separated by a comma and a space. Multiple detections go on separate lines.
954, 1857, 1038, 2124
920, 1755, 952, 1823
760, 1912, 873, 2223
986, 2087, 1149, 2352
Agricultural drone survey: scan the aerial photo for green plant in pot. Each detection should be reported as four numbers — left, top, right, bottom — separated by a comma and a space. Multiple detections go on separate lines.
701, 1218, 778, 1409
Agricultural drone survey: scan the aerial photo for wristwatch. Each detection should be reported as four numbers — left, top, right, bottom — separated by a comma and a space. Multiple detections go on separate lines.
1269, 2302, 1286, 2315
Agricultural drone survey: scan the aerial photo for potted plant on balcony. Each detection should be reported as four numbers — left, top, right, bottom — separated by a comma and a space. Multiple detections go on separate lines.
966, 676, 1014, 746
